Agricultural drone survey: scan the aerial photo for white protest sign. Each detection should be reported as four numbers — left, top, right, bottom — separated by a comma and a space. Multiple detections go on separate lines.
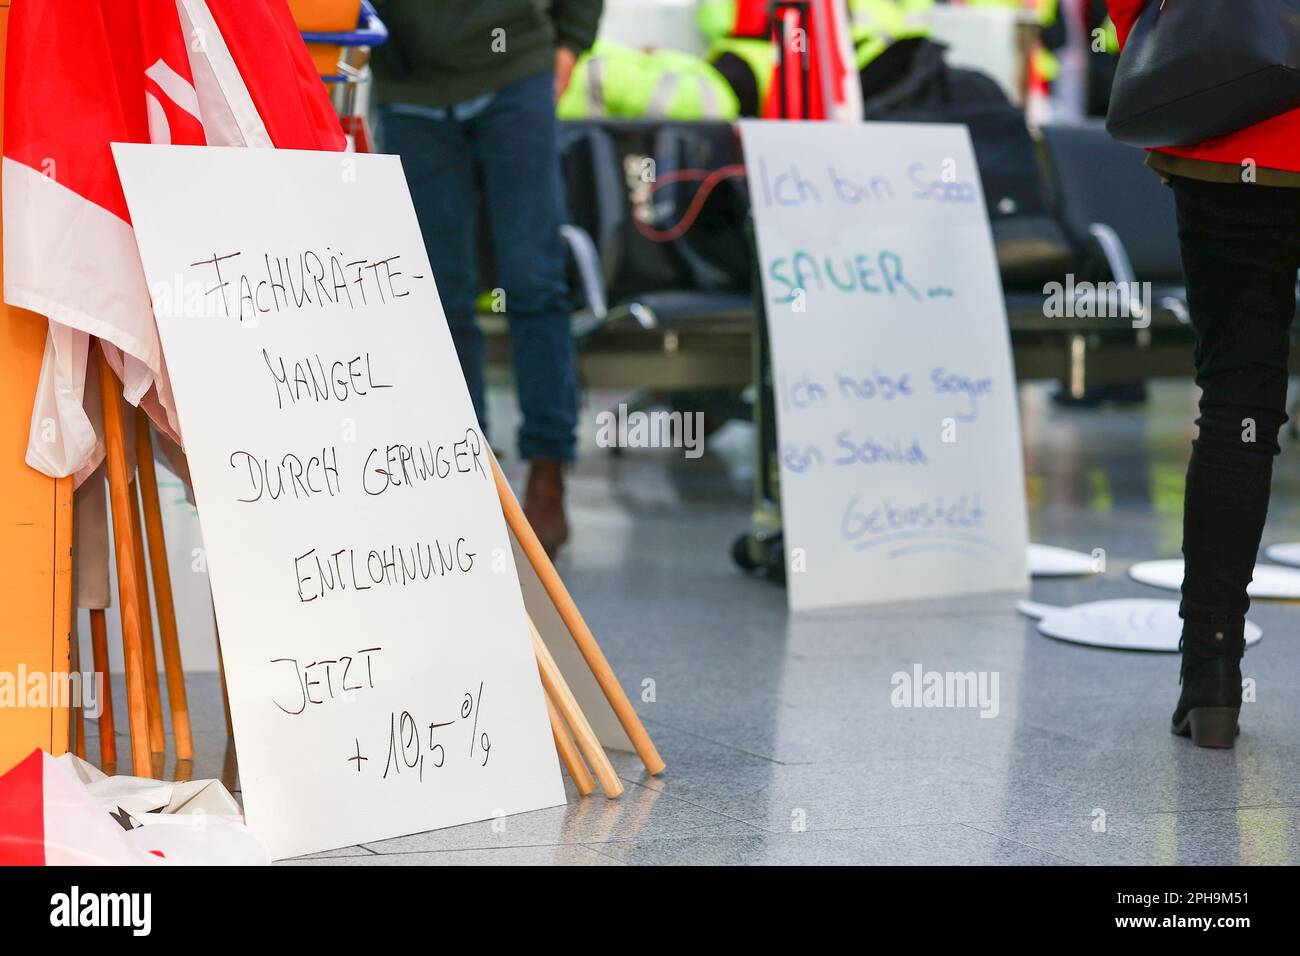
112, 144, 564, 859
740, 121, 1029, 611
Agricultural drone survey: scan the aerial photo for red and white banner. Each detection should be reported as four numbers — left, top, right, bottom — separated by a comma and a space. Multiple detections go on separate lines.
3, 0, 344, 483
738, 0, 861, 121
0, 749, 268, 865
0, 749, 164, 865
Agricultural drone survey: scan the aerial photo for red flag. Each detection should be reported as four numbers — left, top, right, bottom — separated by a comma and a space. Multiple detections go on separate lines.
205, 0, 346, 150
760, 0, 860, 121
3, 0, 344, 482
0, 749, 162, 865
0, 748, 270, 865
0, 750, 45, 865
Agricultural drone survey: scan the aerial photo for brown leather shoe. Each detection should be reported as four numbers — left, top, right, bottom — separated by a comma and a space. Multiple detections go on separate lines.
523, 458, 569, 558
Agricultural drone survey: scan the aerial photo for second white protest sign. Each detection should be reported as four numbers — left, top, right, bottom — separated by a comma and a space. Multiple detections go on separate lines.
741, 121, 1029, 611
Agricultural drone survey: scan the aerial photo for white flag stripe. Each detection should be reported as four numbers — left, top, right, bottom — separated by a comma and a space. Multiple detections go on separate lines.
144, 58, 202, 121
178, 0, 273, 148
10, 1, 272, 481
3, 158, 162, 482
144, 91, 172, 145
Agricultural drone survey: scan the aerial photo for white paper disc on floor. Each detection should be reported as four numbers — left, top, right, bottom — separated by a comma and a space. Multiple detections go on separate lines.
1027, 543, 1101, 577
1264, 542, 1300, 568
1035, 598, 1262, 651
1015, 599, 1057, 620
1130, 558, 1300, 599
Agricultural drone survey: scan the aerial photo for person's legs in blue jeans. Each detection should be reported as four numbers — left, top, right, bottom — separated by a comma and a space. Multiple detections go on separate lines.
468, 71, 578, 554
381, 78, 577, 554
378, 105, 488, 430
470, 72, 578, 464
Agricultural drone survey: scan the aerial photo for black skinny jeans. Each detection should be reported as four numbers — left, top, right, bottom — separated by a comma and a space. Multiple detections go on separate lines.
1172, 176, 1300, 626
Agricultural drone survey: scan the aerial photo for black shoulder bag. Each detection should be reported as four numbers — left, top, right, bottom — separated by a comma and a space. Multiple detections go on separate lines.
1106, 0, 1300, 147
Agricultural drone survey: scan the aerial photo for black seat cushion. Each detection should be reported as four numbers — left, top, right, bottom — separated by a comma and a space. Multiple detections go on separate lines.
1039, 122, 1183, 284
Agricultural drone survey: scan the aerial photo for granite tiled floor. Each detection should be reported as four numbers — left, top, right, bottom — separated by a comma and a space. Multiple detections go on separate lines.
81, 382, 1300, 864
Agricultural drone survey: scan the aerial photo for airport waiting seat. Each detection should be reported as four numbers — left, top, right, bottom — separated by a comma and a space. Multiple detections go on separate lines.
559, 121, 752, 322
554, 120, 755, 390
1038, 122, 1190, 328
994, 121, 1198, 389
477, 119, 755, 395
883, 102, 1077, 302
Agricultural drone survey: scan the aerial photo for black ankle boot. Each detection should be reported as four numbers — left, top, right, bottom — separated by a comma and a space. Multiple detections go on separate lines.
1171, 617, 1245, 748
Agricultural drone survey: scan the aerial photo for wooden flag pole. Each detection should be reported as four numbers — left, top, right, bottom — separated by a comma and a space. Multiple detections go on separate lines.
493, 455, 665, 776
73, 704, 86, 758
70, 620, 86, 759
213, 608, 234, 737
89, 608, 117, 769
135, 408, 194, 760
529, 616, 622, 798
544, 691, 596, 796
96, 342, 152, 775
128, 476, 166, 753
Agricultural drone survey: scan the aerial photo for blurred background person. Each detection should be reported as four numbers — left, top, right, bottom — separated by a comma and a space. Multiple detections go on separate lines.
372, 0, 604, 557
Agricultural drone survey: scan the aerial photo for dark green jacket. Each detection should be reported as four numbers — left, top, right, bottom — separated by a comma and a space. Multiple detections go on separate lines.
371, 0, 603, 107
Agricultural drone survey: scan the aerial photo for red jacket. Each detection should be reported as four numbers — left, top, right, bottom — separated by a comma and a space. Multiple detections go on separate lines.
1107, 0, 1300, 173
